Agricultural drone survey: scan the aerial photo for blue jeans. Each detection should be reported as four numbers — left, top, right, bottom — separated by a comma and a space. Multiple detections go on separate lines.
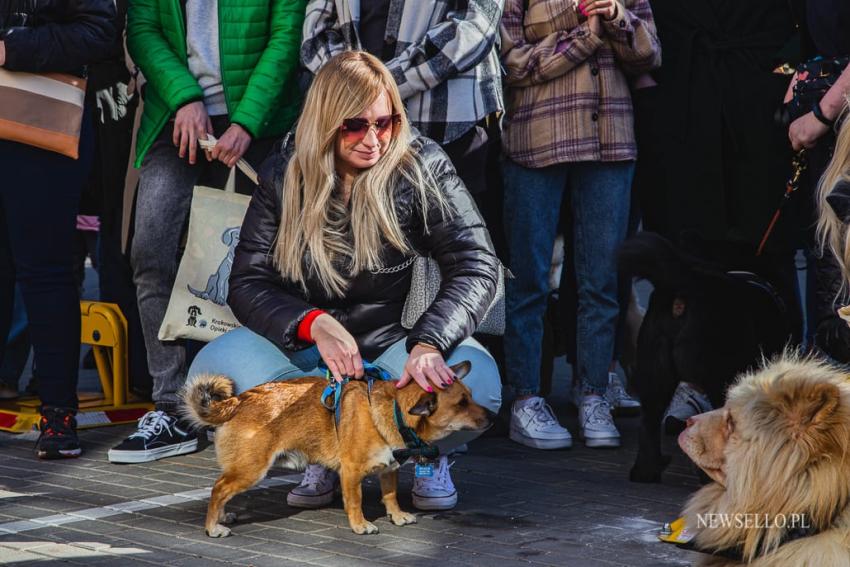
502, 158, 634, 397
187, 327, 502, 451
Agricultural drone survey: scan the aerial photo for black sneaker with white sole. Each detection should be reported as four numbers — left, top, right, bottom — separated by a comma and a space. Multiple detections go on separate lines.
108, 410, 199, 463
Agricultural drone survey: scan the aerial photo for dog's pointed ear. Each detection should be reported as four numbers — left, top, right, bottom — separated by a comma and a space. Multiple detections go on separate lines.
409, 392, 438, 417
786, 382, 841, 439
450, 361, 471, 381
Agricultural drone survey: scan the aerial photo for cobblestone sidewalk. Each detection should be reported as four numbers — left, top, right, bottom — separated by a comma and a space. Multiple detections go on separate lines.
0, 397, 703, 567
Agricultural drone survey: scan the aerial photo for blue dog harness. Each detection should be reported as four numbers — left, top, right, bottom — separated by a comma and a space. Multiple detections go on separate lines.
317, 359, 440, 470
318, 360, 392, 426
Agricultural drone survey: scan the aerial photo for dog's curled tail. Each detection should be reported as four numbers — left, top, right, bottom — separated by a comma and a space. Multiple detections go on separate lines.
618, 232, 690, 290
180, 374, 240, 428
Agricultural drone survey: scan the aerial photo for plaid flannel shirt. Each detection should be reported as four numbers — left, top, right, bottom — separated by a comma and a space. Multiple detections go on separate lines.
302, 0, 504, 144
500, 0, 660, 167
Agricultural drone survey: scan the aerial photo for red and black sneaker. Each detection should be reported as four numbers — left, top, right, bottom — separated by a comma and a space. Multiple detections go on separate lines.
36, 407, 82, 459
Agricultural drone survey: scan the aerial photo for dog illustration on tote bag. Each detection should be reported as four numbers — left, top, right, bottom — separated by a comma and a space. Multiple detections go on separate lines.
188, 227, 240, 306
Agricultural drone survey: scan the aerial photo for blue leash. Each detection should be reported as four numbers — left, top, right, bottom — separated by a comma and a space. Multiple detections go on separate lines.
318, 360, 393, 427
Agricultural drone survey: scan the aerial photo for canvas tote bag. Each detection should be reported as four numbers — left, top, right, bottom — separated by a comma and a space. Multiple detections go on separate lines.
0, 68, 86, 158
158, 137, 258, 342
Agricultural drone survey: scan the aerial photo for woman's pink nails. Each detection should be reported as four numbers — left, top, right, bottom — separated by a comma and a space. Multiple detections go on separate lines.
427, 386, 434, 393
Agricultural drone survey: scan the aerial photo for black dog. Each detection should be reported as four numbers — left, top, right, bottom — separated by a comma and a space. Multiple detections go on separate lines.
620, 232, 792, 483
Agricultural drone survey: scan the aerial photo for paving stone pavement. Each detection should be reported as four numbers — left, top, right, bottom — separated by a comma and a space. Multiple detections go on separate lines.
1, 271, 703, 565
0, 373, 704, 567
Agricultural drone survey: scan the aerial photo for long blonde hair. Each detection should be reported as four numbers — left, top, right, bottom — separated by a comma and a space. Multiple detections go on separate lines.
274, 51, 444, 298
816, 100, 850, 293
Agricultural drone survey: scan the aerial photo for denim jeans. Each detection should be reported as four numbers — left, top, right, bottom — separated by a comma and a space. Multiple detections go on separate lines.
131, 117, 273, 410
187, 327, 502, 451
502, 158, 634, 397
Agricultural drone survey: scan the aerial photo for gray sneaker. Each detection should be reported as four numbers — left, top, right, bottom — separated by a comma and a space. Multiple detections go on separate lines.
604, 372, 641, 415
663, 382, 713, 435
579, 395, 621, 448
287, 464, 339, 508
412, 456, 457, 511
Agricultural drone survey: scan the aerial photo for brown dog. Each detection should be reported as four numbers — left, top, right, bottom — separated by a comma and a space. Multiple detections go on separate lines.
678, 355, 850, 566
181, 361, 489, 537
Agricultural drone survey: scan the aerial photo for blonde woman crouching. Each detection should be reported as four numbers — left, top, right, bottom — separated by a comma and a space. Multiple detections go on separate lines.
187, 51, 502, 511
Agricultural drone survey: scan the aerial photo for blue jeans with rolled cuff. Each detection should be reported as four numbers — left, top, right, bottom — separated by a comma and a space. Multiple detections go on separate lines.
187, 326, 502, 452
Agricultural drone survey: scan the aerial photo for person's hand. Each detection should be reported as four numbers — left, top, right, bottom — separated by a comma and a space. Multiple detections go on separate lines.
789, 111, 830, 151
0, 41, 6, 66
396, 344, 455, 392
580, 0, 619, 21
311, 313, 364, 382
172, 101, 212, 164
212, 123, 252, 168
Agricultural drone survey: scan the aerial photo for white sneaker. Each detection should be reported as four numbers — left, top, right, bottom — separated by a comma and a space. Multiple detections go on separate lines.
580, 395, 620, 448
663, 382, 713, 434
412, 456, 457, 511
286, 464, 339, 508
509, 396, 572, 449
605, 372, 641, 413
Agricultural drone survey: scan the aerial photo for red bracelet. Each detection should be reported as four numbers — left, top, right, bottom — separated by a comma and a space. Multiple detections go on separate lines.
297, 309, 326, 343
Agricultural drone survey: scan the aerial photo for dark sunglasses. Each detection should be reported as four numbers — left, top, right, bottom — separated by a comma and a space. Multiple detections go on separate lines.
340, 114, 401, 140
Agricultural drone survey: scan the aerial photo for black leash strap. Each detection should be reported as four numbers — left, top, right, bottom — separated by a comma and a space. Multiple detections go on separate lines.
757, 149, 807, 256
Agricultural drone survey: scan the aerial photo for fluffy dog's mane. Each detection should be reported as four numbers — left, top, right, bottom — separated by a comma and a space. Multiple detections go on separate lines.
683, 352, 850, 565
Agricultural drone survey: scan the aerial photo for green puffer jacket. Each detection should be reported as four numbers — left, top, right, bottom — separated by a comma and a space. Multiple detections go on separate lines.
127, 0, 305, 167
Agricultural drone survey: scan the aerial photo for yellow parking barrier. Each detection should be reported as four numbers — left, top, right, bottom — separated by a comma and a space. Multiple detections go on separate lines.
0, 301, 152, 433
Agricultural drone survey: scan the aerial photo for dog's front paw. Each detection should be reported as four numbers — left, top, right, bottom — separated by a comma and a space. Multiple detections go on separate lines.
222, 512, 238, 525
629, 463, 662, 483
630, 455, 671, 483
351, 521, 379, 535
206, 524, 232, 538
389, 511, 417, 526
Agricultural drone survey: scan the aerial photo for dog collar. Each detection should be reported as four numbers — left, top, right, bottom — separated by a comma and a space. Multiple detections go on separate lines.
391, 400, 439, 462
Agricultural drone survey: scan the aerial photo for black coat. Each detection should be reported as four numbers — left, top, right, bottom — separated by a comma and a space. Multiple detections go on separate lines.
814, 180, 850, 363
228, 135, 499, 361
639, 0, 798, 251
0, 0, 116, 74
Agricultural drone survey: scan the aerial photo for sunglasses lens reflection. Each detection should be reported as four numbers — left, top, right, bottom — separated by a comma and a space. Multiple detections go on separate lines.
340, 115, 400, 140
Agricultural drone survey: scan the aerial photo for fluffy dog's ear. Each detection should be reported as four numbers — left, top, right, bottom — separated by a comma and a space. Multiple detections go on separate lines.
409, 392, 438, 416
450, 361, 471, 381
785, 382, 841, 439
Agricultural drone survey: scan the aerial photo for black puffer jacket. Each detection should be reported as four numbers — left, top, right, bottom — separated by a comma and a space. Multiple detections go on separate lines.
228, 135, 499, 360
1, 0, 116, 74
815, 180, 850, 363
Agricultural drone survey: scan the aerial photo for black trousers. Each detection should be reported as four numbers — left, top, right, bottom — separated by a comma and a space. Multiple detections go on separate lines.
0, 107, 96, 409
440, 119, 507, 262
